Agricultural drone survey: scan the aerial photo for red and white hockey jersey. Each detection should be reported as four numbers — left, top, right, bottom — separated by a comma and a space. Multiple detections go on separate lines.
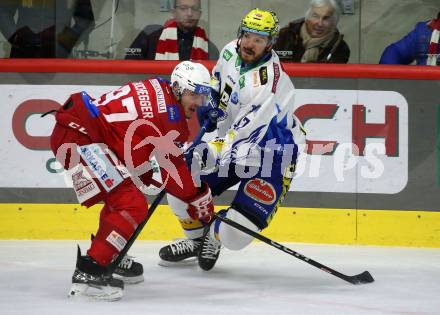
53, 77, 199, 203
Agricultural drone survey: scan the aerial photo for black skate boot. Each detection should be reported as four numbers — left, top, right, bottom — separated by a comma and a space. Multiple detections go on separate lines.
158, 237, 203, 266
90, 233, 143, 284
113, 255, 144, 284
69, 246, 124, 301
198, 223, 221, 271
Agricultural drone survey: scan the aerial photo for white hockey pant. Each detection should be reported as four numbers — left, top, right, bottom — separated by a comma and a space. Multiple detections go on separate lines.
211, 208, 260, 250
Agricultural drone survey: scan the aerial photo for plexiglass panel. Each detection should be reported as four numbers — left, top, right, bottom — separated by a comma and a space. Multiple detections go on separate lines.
0, 0, 438, 64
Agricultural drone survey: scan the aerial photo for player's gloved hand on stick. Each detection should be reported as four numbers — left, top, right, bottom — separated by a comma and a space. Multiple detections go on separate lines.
187, 182, 214, 223
197, 106, 219, 133
197, 92, 220, 133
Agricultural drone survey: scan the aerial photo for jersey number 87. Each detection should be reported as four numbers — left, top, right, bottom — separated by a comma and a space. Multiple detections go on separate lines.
93, 85, 138, 123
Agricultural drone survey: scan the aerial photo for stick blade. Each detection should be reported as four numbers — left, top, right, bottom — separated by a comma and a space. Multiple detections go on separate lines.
349, 271, 375, 284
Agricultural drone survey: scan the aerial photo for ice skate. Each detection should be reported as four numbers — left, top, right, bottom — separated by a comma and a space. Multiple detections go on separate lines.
158, 238, 203, 267
90, 233, 144, 284
113, 255, 144, 284
198, 224, 221, 271
68, 246, 124, 301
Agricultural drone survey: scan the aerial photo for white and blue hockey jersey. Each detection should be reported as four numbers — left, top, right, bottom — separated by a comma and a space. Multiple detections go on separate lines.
210, 40, 305, 167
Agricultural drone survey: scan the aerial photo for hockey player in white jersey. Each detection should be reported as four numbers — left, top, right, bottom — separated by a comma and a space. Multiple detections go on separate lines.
159, 8, 305, 271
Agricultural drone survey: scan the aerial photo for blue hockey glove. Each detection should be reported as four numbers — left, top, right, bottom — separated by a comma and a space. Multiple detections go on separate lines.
197, 89, 220, 132
197, 106, 219, 133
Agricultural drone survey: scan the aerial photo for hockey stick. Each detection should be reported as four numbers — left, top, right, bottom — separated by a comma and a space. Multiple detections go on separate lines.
214, 214, 374, 285
106, 114, 215, 275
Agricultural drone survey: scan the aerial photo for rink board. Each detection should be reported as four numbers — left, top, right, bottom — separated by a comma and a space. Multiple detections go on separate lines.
0, 203, 439, 248
1, 64, 440, 249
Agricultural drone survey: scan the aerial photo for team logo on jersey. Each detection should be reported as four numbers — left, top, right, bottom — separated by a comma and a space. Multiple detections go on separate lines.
78, 144, 124, 192
223, 49, 233, 61
106, 231, 127, 251
259, 67, 268, 85
272, 63, 280, 93
71, 166, 100, 204
239, 76, 245, 89
244, 178, 276, 205
72, 169, 92, 191
252, 70, 260, 87
235, 56, 241, 67
230, 92, 238, 104
167, 104, 180, 122
150, 79, 167, 113
219, 84, 233, 110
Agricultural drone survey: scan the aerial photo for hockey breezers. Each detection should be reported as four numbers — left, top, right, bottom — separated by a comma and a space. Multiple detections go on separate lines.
106, 116, 215, 276
214, 214, 374, 285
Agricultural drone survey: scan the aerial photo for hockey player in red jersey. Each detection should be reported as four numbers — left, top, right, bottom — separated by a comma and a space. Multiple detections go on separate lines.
50, 61, 215, 301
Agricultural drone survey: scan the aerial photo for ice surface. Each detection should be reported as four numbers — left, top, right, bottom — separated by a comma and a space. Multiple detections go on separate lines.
1, 240, 439, 315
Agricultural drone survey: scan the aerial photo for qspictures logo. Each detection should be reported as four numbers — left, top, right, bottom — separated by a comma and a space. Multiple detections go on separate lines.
6, 86, 408, 194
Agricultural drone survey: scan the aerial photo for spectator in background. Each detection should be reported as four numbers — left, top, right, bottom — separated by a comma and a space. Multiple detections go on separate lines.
125, 0, 218, 60
380, 11, 440, 66
274, 0, 350, 63
0, 0, 94, 58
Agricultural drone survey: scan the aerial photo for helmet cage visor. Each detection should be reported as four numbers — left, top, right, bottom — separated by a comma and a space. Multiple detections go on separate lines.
181, 83, 211, 107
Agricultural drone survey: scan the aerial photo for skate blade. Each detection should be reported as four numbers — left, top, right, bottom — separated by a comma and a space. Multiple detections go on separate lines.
68, 283, 123, 302
158, 257, 197, 267
113, 274, 144, 285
